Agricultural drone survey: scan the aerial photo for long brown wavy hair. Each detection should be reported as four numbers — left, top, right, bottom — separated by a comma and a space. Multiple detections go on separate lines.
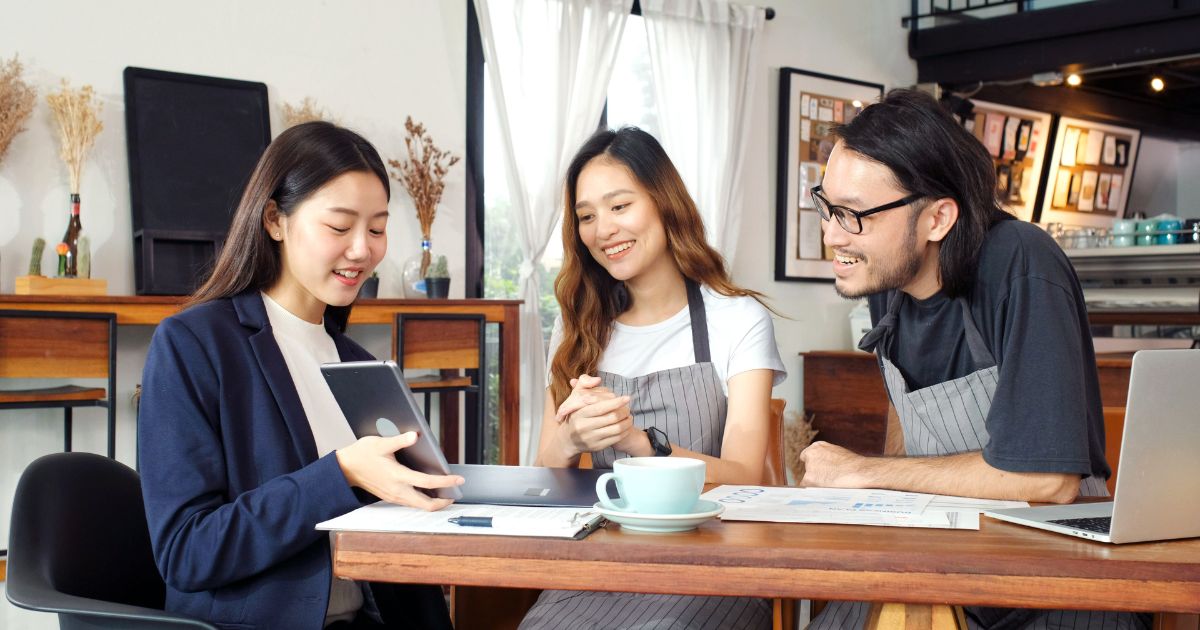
185, 121, 389, 331
549, 126, 767, 406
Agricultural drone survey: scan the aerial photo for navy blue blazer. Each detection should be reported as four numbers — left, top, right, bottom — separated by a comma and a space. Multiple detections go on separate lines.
139, 292, 450, 630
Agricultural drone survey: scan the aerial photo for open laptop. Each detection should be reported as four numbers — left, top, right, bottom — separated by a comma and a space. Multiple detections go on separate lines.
984, 349, 1200, 544
321, 360, 608, 508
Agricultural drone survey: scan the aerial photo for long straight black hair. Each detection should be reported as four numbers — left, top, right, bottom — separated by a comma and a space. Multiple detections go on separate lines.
187, 121, 389, 331
834, 89, 1013, 299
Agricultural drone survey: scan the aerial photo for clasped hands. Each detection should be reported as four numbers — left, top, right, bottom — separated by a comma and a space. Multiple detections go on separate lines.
552, 374, 646, 458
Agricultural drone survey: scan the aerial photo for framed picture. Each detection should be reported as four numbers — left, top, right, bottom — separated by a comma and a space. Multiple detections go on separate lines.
775, 68, 883, 282
1039, 116, 1141, 228
956, 100, 1052, 222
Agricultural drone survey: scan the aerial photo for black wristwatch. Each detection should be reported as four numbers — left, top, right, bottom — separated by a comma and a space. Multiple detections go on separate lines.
644, 426, 672, 457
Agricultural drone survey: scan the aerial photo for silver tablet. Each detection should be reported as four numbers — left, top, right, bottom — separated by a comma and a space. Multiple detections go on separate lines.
320, 360, 463, 500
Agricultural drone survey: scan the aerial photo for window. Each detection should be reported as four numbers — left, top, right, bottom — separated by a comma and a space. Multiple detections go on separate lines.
480, 15, 658, 346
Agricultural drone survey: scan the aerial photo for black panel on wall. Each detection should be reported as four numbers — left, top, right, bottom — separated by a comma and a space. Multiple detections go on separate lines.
124, 67, 270, 295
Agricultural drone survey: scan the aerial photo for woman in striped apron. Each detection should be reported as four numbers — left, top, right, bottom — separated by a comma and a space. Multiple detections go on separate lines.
521, 127, 786, 630
807, 291, 1148, 630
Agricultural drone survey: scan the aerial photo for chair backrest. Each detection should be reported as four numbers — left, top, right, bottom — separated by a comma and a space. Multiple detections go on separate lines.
7, 452, 166, 613
0, 310, 115, 380
395, 314, 485, 371
764, 398, 788, 486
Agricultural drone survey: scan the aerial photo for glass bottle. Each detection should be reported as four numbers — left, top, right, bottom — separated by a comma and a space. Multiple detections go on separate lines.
61, 194, 82, 277
401, 239, 432, 298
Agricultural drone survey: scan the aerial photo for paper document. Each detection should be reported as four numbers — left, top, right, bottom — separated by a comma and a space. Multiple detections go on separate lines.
317, 501, 605, 539
702, 486, 1027, 531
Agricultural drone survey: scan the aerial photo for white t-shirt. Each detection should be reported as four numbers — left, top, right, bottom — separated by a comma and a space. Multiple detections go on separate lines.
546, 285, 787, 395
261, 293, 362, 624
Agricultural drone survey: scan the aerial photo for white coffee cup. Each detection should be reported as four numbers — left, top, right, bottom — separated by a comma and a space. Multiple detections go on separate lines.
595, 457, 705, 514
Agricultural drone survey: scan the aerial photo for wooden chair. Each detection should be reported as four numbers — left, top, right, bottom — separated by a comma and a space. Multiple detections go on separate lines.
0, 310, 117, 458
452, 398, 795, 630
394, 313, 486, 464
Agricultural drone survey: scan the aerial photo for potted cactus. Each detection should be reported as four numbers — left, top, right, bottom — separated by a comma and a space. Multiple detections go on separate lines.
359, 271, 379, 299
424, 255, 450, 299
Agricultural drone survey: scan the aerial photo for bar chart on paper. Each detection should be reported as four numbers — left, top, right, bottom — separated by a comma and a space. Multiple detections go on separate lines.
704, 486, 1027, 530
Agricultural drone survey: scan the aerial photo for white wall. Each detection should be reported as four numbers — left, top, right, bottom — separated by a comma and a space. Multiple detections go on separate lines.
732, 0, 917, 414
1, 3, 464, 627
1178, 142, 1200, 219
1127, 135, 1181, 218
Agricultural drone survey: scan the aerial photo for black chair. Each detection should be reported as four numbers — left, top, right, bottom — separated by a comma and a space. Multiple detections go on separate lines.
6, 452, 217, 629
0, 310, 118, 458
394, 313, 487, 464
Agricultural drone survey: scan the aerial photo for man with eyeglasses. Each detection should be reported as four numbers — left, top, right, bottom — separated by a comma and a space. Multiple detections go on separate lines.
801, 90, 1145, 630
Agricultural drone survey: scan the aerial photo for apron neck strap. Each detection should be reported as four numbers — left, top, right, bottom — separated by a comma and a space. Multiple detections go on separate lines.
857, 291, 902, 355
958, 297, 996, 370
686, 280, 712, 363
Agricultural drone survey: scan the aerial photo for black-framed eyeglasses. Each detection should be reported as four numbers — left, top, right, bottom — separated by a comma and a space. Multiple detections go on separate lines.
810, 185, 924, 235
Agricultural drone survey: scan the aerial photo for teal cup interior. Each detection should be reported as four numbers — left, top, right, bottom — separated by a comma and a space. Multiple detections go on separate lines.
595, 457, 705, 515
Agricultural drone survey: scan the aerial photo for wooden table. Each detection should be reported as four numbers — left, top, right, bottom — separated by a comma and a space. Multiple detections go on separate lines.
333, 516, 1200, 615
0, 295, 524, 464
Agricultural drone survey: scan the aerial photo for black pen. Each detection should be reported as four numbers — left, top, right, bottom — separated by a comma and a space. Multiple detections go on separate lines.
448, 516, 493, 527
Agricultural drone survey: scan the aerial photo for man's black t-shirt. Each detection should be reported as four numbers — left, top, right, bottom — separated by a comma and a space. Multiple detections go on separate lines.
867, 220, 1110, 479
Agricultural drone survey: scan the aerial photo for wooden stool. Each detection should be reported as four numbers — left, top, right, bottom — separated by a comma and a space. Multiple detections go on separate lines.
864, 603, 967, 630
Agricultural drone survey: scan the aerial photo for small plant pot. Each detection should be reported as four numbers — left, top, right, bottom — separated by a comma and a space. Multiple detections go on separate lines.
425, 277, 450, 299
359, 276, 379, 299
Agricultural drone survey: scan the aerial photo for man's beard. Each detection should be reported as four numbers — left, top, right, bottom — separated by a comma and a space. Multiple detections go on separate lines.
834, 222, 924, 299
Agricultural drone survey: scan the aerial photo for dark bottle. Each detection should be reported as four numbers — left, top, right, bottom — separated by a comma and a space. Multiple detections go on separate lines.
61, 193, 82, 277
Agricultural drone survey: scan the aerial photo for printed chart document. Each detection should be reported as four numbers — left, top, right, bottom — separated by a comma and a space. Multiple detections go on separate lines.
702, 486, 1028, 531
317, 501, 605, 539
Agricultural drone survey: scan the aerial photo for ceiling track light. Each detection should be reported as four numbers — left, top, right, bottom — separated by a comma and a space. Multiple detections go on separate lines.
1066, 73, 1083, 87
1150, 76, 1166, 92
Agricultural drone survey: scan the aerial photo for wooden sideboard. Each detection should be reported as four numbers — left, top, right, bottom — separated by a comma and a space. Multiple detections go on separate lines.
801, 351, 1133, 493
0, 295, 524, 465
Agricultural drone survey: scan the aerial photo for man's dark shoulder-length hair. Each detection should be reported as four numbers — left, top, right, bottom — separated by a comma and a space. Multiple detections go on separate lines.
833, 88, 1012, 299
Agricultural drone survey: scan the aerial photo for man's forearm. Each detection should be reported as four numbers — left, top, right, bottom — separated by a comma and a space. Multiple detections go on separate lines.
857, 451, 1080, 503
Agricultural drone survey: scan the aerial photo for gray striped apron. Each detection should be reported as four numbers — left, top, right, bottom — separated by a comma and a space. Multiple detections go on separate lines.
520, 281, 771, 630
809, 293, 1148, 630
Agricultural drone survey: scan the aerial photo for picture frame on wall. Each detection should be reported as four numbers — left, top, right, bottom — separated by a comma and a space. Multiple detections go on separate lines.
1039, 116, 1141, 228
956, 100, 1053, 222
775, 67, 883, 282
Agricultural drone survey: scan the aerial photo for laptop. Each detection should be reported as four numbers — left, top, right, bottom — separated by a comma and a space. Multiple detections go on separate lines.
984, 349, 1200, 544
321, 360, 608, 508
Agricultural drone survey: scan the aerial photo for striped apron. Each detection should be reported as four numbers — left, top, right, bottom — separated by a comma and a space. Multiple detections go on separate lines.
520, 281, 771, 630
808, 293, 1148, 630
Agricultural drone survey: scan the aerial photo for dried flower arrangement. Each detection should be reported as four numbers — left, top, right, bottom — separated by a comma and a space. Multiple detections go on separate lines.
387, 117, 460, 276
0, 54, 37, 165
784, 411, 819, 484
46, 80, 103, 194
281, 96, 333, 128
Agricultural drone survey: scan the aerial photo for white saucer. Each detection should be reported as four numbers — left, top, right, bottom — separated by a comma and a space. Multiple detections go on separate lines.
594, 499, 724, 533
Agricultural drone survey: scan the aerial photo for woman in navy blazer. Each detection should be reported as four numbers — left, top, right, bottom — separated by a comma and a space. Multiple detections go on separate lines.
139, 122, 463, 630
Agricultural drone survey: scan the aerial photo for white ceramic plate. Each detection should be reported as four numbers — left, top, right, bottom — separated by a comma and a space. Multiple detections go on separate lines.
594, 499, 724, 533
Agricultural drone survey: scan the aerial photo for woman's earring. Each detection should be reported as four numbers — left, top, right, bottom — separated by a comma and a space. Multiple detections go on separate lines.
274, 232, 281, 239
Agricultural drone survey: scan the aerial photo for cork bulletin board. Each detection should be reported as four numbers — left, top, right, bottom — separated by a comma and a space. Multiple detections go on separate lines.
959, 100, 1053, 222
775, 68, 883, 281
1038, 116, 1140, 228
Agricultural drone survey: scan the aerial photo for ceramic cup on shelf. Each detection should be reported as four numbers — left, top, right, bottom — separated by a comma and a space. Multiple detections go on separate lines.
595, 457, 705, 515
1111, 218, 1136, 248
1156, 218, 1183, 245
1135, 219, 1158, 246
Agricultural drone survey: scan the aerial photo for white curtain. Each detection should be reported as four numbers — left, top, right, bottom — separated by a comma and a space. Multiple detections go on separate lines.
475, 0, 632, 464
641, 0, 765, 266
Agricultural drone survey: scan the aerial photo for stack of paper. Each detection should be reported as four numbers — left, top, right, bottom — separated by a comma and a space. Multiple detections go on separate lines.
702, 486, 1027, 530
317, 502, 605, 539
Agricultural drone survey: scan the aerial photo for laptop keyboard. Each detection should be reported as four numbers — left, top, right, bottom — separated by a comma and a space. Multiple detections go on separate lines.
1047, 516, 1111, 534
